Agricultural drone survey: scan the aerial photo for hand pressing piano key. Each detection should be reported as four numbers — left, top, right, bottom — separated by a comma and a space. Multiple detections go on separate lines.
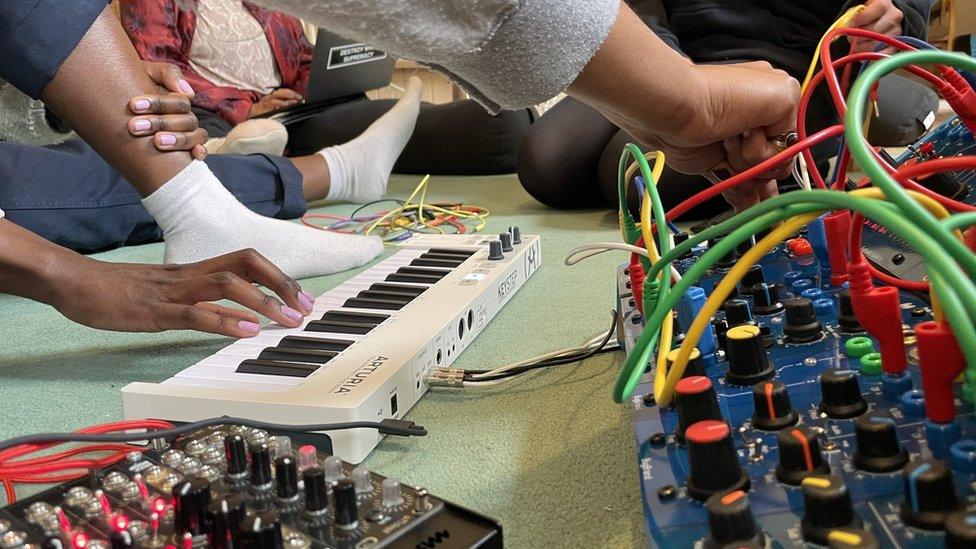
49, 248, 315, 338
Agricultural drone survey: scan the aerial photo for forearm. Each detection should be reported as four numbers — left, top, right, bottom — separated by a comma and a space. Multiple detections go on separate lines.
0, 220, 82, 306
568, 4, 701, 142
40, 6, 191, 196
625, 0, 684, 54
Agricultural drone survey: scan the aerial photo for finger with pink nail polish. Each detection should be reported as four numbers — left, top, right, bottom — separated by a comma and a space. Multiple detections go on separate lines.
177, 79, 194, 96
238, 321, 261, 335
298, 290, 315, 312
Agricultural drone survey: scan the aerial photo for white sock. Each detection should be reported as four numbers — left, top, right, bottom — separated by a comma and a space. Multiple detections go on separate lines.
321, 76, 422, 203
142, 161, 383, 279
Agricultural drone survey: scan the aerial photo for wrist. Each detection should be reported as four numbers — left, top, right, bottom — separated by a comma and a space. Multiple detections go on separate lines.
0, 220, 90, 307
670, 64, 717, 142
33, 249, 96, 309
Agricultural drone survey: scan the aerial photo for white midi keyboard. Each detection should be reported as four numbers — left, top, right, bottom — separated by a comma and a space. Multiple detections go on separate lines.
122, 229, 541, 463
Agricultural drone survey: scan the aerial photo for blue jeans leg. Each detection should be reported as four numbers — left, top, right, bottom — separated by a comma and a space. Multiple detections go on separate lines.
0, 139, 307, 253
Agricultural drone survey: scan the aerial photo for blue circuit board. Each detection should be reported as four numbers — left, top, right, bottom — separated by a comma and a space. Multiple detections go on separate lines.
860, 115, 976, 281
617, 242, 976, 548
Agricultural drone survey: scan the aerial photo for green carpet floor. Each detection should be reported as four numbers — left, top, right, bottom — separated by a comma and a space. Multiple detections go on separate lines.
0, 174, 647, 548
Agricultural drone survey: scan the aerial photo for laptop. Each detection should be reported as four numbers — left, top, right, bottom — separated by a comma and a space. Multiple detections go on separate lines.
262, 29, 396, 124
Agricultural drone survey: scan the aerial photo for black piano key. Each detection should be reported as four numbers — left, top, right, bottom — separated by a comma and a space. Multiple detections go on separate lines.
320, 310, 389, 324
358, 290, 414, 303
427, 248, 475, 257
410, 258, 465, 269
236, 359, 320, 377
257, 347, 338, 364
278, 336, 352, 351
396, 266, 451, 278
343, 297, 405, 311
418, 252, 472, 262
387, 273, 442, 284
305, 320, 376, 335
369, 282, 427, 296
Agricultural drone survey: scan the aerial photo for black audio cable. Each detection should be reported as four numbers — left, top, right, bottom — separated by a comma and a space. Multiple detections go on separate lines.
0, 417, 426, 454
462, 310, 620, 382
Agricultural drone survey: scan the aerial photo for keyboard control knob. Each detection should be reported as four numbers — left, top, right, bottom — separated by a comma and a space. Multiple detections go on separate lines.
333, 478, 360, 529
945, 509, 976, 548
249, 442, 273, 488
302, 467, 329, 516
685, 420, 750, 501
238, 513, 282, 549
725, 325, 774, 386
751, 380, 798, 431
674, 376, 723, 441
704, 490, 764, 549
224, 434, 248, 477
274, 455, 299, 499
900, 459, 960, 530
750, 283, 783, 315
853, 416, 908, 472
499, 233, 513, 252
509, 226, 522, 245
784, 298, 823, 343
487, 240, 504, 261
172, 477, 212, 537
723, 299, 754, 328
818, 370, 867, 419
837, 289, 863, 333
776, 425, 830, 485
800, 475, 862, 546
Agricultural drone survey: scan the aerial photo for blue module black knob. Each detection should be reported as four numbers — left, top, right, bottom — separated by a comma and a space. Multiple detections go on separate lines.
853, 416, 908, 472
826, 528, 879, 549
818, 370, 867, 419
725, 325, 774, 386
703, 490, 764, 549
751, 379, 798, 431
750, 283, 783, 315
674, 376, 723, 441
684, 420, 750, 501
800, 475, 862, 546
776, 425, 829, 485
900, 459, 960, 530
783, 298, 823, 343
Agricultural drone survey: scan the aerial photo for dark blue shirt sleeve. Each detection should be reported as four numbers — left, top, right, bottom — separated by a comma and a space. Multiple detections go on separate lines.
0, 0, 108, 98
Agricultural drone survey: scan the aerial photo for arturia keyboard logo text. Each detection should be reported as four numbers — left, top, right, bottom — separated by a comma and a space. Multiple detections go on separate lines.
332, 355, 389, 394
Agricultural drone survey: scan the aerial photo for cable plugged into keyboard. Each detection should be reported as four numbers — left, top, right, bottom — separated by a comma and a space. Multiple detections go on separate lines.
425, 367, 466, 388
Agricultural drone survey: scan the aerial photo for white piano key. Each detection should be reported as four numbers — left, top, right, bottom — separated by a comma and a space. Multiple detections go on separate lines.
165, 375, 295, 392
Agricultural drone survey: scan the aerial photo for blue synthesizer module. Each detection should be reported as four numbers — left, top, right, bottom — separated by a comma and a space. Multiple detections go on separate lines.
616, 118, 976, 548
